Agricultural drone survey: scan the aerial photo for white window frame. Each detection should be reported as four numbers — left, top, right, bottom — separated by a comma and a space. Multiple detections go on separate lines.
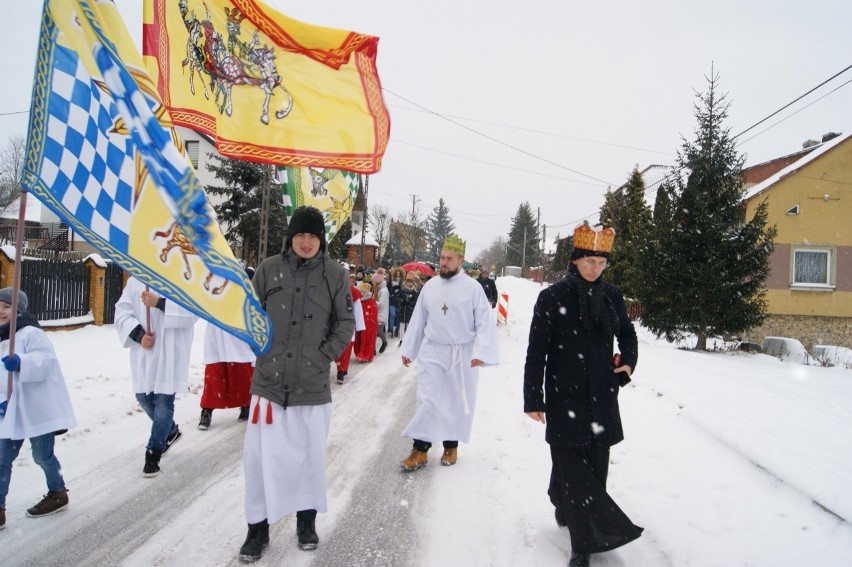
791, 246, 834, 289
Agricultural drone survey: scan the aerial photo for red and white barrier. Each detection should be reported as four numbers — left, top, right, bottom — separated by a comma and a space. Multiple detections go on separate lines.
497, 293, 509, 325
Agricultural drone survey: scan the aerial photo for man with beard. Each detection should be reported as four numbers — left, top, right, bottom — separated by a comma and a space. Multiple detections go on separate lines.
523, 222, 642, 567
398, 234, 500, 470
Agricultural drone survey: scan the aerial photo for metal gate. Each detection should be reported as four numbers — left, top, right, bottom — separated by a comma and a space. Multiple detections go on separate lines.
102, 262, 125, 324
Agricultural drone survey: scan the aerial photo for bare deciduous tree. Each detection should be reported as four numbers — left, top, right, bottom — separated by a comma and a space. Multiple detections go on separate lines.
474, 236, 508, 275
0, 134, 26, 214
368, 204, 391, 261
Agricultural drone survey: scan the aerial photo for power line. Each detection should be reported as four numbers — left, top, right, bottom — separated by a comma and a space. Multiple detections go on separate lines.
552, 64, 852, 232
733, 63, 852, 140
383, 88, 617, 187
390, 138, 604, 188
387, 104, 672, 156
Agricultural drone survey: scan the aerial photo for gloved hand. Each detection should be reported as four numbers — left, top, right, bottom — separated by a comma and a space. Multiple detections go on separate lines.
2, 354, 21, 372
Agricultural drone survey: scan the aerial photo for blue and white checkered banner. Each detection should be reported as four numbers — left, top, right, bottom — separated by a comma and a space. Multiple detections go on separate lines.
20, 0, 271, 354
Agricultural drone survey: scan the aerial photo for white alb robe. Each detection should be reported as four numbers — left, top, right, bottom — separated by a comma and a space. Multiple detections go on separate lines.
114, 277, 197, 395
243, 397, 331, 524
400, 271, 500, 444
202, 321, 256, 365
0, 326, 76, 440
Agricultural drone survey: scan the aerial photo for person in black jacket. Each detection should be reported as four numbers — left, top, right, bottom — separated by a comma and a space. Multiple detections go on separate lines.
477, 269, 498, 308
395, 272, 421, 346
523, 222, 642, 567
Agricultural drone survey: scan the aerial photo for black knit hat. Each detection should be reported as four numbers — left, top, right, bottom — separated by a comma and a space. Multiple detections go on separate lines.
570, 248, 611, 261
286, 206, 326, 252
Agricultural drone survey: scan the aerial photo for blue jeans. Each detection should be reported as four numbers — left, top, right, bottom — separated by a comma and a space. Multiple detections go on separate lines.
135, 393, 177, 452
0, 432, 66, 508
389, 305, 398, 334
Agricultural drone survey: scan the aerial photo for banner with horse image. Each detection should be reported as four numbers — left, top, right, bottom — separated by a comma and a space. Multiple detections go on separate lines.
144, 0, 391, 173
20, 0, 272, 354
279, 167, 360, 244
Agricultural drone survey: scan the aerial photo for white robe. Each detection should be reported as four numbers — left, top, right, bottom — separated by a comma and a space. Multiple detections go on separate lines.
114, 277, 197, 395
243, 396, 331, 524
400, 271, 500, 444
0, 326, 76, 440
202, 322, 256, 365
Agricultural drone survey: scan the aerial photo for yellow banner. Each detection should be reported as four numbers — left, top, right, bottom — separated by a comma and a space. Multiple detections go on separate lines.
144, 0, 390, 173
22, 0, 271, 353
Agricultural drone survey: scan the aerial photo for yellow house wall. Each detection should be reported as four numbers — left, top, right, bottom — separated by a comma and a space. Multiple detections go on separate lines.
744, 138, 852, 319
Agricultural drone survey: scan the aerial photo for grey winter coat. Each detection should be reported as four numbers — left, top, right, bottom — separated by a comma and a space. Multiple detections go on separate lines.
250, 249, 355, 407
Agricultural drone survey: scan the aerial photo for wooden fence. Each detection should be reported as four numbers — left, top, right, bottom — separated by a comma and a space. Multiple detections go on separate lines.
0, 248, 123, 328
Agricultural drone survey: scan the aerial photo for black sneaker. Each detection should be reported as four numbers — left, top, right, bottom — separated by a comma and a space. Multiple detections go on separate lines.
336, 372, 346, 384
143, 448, 162, 477
296, 517, 319, 550
25, 489, 69, 517
163, 426, 182, 453
238, 406, 250, 422
198, 409, 212, 430
379, 342, 387, 353
239, 520, 269, 563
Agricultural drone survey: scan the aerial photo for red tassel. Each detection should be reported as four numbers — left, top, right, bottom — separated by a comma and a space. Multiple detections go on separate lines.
265, 400, 273, 424
251, 401, 260, 424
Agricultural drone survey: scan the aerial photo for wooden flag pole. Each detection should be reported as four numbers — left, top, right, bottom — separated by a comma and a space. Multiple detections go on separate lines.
6, 190, 28, 402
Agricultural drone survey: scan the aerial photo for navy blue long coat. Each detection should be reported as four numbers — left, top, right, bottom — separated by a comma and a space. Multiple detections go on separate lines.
523, 276, 638, 449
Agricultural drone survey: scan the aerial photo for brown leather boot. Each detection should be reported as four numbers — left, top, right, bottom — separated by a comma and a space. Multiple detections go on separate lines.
0, 507, 6, 529
400, 448, 428, 471
440, 447, 457, 466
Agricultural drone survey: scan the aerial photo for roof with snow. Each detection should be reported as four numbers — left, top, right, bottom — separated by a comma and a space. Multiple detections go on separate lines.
346, 232, 379, 247
743, 132, 852, 201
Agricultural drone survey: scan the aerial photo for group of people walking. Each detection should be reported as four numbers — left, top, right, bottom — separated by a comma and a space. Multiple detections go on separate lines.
0, 205, 643, 567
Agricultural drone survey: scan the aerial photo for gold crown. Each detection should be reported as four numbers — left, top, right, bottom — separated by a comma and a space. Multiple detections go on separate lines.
443, 234, 466, 255
573, 222, 615, 253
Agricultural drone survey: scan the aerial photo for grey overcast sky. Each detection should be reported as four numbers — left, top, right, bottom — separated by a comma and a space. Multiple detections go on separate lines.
2, 0, 850, 258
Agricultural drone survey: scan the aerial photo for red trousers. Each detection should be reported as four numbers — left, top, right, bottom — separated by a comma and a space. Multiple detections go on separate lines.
200, 362, 253, 409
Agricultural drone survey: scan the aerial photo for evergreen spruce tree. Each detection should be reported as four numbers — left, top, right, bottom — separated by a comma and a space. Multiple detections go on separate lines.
205, 156, 287, 266
327, 217, 352, 261
383, 223, 402, 267
507, 202, 540, 270
604, 167, 652, 297
598, 187, 618, 228
548, 235, 573, 280
635, 72, 776, 350
425, 198, 455, 263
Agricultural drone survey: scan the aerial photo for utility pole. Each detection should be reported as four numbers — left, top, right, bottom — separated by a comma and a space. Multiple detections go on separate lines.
541, 223, 546, 286
258, 164, 271, 262
360, 174, 369, 266
410, 194, 420, 216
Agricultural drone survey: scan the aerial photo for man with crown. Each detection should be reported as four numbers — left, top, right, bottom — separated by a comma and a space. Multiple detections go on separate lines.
398, 234, 500, 471
523, 222, 643, 567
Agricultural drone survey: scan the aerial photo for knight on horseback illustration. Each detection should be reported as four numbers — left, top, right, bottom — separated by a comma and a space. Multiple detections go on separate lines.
179, 0, 293, 125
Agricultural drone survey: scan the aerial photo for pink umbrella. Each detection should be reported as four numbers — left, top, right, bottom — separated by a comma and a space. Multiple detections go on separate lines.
401, 261, 435, 277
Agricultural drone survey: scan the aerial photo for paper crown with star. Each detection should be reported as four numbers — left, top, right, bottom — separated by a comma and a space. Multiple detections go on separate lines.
442, 234, 466, 255
571, 222, 616, 260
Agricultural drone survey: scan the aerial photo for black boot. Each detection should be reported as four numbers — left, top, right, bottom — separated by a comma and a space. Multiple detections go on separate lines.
142, 448, 162, 477
296, 512, 319, 550
238, 519, 269, 563
569, 551, 590, 567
